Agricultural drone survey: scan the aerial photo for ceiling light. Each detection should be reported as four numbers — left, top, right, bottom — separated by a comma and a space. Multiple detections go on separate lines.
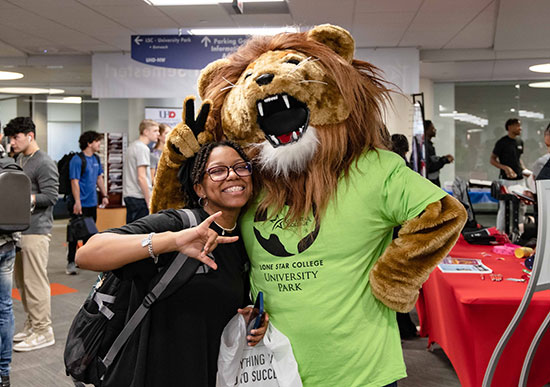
0, 71, 24, 80
144, 0, 283, 5
0, 87, 64, 94
529, 63, 550, 73
188, 26, 298, 35
519, 110, 544, 119
528, 82, 550, 88
47, 96, 82, 104
440, 112, 488, 127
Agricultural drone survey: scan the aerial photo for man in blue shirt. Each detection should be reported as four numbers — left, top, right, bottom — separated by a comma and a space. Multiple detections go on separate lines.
66, 131, 108, 274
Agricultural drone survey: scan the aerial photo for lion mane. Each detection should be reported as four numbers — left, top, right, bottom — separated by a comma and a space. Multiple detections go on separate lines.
195, 25, 392, 225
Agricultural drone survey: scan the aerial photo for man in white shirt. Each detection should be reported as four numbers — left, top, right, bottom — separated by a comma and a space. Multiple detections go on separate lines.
123, 119, 159, 223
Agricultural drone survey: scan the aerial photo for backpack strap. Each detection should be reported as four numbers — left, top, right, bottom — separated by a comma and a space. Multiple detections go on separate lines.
99, 209, 201, 376
78, 152, 86, 177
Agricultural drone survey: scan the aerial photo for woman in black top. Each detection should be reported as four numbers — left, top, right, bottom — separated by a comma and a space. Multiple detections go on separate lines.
76, 141, 266, 387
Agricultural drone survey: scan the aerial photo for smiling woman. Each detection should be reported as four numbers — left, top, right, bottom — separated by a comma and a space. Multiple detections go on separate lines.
74, 141, 266, 387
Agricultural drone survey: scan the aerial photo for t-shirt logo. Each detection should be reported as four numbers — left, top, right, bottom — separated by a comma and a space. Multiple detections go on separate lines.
253, 209, 320, 257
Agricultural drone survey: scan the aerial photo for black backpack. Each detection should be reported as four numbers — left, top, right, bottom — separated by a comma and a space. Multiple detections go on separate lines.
0, 157, 31, 234
58, 152, 101, 196
64, 209, 203, 386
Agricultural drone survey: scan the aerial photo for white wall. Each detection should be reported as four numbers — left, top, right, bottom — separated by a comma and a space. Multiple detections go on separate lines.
0, 98, 17, 130
419, 78, 434, 121
99, 98, 183, 142
432, 83, 456, 188
46, 102, 82, 161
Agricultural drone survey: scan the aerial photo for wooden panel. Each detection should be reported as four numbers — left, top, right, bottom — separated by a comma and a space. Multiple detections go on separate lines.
96, 207, 126, 231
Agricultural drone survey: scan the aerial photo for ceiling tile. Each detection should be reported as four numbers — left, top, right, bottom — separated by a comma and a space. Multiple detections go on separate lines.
494, 0, 550, 50
230, 14, 295, 27
443, 0, 496, 49
288, 0, 354, 29
401, 0, 494, 49
355, 0, 423, 13
0, 41, 25, 57
352, 12, 415, 47
93, 4, 179, 29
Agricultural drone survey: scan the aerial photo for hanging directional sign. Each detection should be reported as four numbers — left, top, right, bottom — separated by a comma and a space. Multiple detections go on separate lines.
131, 34, 249, 69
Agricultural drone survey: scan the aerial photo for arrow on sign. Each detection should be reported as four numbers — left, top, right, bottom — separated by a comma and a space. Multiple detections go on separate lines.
134, 36, 143, 45
201, 36, 211, 48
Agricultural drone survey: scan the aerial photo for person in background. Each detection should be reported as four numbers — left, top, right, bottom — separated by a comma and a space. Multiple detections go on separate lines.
490, 118, 529, 232
65, 131, 109, 275
77, 141, 266, 386
390, 133, 411, 168
150, 123, 171, 182
424, 120, 454, 187
3, 117, 59, 352
0, 130, 16, 386
123, 119, 160, 223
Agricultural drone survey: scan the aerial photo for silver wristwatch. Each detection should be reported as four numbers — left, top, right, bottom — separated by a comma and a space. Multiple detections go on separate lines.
141, 232, 159, 264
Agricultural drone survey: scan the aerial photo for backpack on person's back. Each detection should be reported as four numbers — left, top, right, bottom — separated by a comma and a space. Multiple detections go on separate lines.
0, 157, 31, 234
64, 209, 203, 386
58, 152, 101, 196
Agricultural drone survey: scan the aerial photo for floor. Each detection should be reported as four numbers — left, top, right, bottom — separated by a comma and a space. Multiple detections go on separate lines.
9, 210, 499, 386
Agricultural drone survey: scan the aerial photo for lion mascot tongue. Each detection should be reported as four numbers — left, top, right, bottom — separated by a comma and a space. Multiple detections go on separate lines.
152, 24, 466, 387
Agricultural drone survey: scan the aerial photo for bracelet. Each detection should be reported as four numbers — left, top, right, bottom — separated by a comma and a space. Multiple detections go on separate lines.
141, 232, 159, 264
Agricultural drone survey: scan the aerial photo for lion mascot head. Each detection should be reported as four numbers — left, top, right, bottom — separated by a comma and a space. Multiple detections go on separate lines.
152, 24, 391, 223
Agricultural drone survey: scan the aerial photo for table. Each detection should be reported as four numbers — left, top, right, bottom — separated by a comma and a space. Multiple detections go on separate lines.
417, 236, 550, 387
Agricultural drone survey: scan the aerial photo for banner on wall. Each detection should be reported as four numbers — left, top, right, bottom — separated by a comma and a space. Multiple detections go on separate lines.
145, 107, 183, 128
131, 34, 247, 69
92, 53, 201, 98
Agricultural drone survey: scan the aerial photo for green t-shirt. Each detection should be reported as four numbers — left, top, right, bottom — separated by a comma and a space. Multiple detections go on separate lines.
240, 149, 447, 387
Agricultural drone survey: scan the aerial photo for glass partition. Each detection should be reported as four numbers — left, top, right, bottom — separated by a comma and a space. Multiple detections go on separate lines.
450, 82, 549, 182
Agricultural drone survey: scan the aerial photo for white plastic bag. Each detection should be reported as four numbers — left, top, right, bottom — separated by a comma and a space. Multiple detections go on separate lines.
216, 313, 302, 387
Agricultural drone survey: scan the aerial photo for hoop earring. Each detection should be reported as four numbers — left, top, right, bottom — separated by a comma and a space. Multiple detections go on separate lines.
198, 197, 208, 208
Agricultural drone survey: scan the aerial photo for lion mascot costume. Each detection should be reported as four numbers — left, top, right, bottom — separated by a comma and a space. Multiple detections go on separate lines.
151, 24, 466, 386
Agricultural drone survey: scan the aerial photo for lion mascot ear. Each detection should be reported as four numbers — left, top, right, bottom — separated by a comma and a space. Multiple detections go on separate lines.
307, 24, 355, 63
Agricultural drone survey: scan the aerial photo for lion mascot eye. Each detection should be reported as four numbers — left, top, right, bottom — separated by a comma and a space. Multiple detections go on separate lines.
286, 59, 300, 65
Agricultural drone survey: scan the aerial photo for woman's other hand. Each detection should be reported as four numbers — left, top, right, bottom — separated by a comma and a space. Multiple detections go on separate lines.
238, 307, 269, 347
174, 211, 238, 270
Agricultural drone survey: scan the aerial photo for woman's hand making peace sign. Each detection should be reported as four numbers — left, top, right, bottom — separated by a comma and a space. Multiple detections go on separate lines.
174, 211, 238, 270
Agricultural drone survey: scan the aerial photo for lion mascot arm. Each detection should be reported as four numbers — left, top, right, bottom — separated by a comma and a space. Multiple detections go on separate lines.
151, 97, 214, 213
369, 195, 467, 313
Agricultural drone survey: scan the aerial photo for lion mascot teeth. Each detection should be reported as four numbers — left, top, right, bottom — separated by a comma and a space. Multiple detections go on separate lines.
152, 24, 467, 386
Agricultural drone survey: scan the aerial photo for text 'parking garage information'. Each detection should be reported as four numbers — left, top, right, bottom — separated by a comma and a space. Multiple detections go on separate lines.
131, 35, 248, 69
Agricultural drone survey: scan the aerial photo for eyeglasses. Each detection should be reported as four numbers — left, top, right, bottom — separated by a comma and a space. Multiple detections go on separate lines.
205, 161, 253, 182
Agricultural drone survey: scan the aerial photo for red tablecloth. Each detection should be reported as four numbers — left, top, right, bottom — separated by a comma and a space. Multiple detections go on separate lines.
417, 236, 550, 387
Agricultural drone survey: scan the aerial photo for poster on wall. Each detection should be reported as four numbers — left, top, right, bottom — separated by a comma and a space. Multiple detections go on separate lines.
145, 107, 183, 128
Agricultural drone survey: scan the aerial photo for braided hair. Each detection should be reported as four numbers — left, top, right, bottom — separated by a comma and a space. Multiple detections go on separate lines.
178, 141, 251, 208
